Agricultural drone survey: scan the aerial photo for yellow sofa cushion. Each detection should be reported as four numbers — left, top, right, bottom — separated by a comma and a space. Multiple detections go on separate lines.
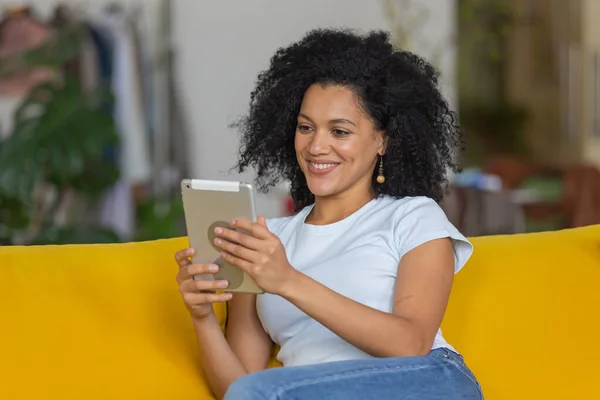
0, 225, 599, 399
441, 224, 600, 399
0, 238, 225, 400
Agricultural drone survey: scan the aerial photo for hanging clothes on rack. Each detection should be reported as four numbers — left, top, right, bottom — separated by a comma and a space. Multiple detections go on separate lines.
154, 0, 190, 198
0, 1, 186, 240
93, 8, 151, 185
90, 6, 152, 240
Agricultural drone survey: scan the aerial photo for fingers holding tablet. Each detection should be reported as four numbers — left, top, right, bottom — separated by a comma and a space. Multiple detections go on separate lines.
174, 252, 233, 320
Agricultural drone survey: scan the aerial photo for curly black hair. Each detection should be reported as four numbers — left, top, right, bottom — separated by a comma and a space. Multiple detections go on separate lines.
233, 28, 463, 211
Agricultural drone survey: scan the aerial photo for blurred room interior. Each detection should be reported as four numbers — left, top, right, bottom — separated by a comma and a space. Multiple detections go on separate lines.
0, 0, 599, 246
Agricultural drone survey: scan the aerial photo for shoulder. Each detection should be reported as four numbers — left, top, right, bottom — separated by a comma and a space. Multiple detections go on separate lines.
390, 195, 447, 221
375, 196, 473, 273
364, 195, 446, 224
367, 196, 454, 239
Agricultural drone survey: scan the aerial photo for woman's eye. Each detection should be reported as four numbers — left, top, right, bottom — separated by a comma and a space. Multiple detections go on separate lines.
298, 124, 313, 132
332, 129, 350, 137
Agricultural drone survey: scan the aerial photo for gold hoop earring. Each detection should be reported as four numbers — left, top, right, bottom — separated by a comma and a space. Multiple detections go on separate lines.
376, 156, 385, 184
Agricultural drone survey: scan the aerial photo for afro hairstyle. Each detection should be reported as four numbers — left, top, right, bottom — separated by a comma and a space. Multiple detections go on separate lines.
233, 28, 463, 210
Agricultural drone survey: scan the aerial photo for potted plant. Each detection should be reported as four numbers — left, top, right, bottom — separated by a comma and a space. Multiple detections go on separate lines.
457, 0, 531, 164
0, 22, 120, 245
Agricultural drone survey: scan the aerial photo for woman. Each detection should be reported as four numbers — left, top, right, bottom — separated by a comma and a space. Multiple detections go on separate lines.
174, 29, 483, 400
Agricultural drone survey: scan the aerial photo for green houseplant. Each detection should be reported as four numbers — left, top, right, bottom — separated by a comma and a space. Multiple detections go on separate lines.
0, 22, 120, 245
457, 0, 530, 164
381, 0, 531, 165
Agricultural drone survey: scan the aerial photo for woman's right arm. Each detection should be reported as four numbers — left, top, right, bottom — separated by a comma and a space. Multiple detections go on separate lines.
175, 249, 272, 399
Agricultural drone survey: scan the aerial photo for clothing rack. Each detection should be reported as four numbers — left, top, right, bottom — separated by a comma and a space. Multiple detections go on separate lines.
0, 0, 187, 240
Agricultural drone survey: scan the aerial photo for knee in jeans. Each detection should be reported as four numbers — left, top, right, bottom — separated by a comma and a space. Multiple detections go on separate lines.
224, 373, 269, 400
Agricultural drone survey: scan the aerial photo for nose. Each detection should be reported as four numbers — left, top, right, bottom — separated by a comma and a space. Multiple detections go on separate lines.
307, 130, 330, 155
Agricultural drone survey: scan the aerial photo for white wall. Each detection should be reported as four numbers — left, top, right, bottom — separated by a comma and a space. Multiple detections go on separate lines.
172, 0, 457, 216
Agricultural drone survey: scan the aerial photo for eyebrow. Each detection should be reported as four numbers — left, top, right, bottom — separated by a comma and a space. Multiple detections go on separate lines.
298, 113, 357, 127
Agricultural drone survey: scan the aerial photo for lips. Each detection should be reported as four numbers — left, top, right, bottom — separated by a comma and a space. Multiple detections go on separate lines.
307, 161, 340, 175
310, 162, 337, 170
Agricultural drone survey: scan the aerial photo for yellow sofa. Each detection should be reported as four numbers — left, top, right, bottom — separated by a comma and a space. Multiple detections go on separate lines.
1, 225, 599, 399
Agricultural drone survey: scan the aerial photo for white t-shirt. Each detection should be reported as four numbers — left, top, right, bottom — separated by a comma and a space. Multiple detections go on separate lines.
257, 195, 473, 367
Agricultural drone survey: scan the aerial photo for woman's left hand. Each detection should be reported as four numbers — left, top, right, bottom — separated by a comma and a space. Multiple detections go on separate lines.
213, 216, 298, 295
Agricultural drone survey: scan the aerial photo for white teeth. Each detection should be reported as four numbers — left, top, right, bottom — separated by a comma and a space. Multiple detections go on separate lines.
310, 162, 337, 170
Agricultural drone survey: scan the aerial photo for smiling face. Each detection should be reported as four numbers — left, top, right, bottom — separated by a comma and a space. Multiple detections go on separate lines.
294, 84, 386, 200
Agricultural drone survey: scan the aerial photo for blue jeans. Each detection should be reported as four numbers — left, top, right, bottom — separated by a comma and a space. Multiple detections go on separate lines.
224, 348, 483, 400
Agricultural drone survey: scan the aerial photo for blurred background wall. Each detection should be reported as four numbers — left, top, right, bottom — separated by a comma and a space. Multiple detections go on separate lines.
0, 0, 457, 216
0, 0, 598, 246
173, 0, 457, 216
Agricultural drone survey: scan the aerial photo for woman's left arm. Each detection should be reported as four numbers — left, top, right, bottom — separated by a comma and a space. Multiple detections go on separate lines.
214, 217, 456, 358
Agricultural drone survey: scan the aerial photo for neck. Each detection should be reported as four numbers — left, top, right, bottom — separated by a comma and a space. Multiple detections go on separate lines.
306, 184, 375, 225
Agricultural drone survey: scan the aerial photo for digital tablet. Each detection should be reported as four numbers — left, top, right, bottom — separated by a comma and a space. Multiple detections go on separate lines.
180, 179, 264, 294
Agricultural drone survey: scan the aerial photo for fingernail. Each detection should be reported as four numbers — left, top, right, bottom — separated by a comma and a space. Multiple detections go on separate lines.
214, 238, 222, 245
224, 293, 233, 300
218, 280, 229, 288
214, 227, 222, 234
231, 219, 237, 225
208, 264, 218, 272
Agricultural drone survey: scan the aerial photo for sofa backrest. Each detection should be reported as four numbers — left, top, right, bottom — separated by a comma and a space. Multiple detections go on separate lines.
1, 225, 599, 399
0, 237, 224, 399
441, 225, 600, 399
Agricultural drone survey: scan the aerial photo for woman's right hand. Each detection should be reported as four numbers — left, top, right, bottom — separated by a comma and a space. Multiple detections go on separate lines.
175, 248, 233, 322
